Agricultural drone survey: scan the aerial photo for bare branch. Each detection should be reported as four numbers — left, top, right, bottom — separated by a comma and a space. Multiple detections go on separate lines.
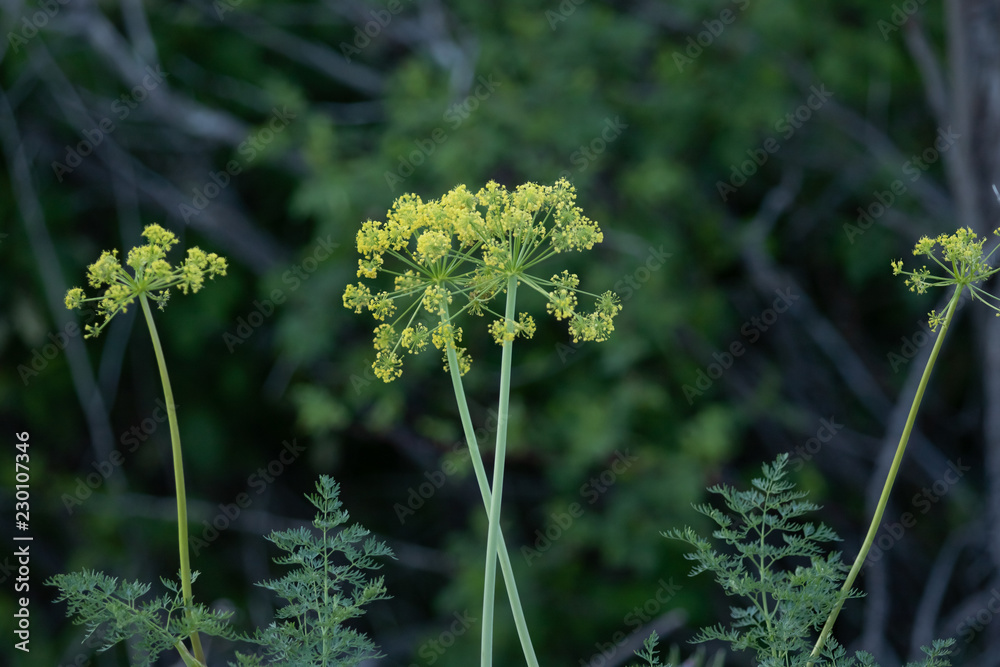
903, 18, 950, 129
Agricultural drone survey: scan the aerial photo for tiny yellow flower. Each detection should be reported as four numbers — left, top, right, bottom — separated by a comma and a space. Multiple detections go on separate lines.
416, 229, 451, 264
343, 283, 373, 313
422, 285, 452, 316
65, 287, 85, 310
373, 323, 399, 351
369, 292, 395, 321
488, 313, 538, 345
373, 350, 403, 382
547, 288, 578, 320
400, 323, 430, 354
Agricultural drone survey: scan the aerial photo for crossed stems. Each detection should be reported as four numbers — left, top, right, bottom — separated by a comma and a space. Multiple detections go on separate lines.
440, 276, 539, 667
140, 295, 206, 666
809, 286, 963, 661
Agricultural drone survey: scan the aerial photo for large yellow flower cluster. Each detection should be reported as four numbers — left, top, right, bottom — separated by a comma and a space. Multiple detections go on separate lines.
343, 179, 621, 382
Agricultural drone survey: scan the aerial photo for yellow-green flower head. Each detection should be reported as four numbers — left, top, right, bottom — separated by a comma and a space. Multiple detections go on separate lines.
342, 179, 620, 382
892, 226, 1000, 330
489, 313, 536, 345
64, 224, 227, 338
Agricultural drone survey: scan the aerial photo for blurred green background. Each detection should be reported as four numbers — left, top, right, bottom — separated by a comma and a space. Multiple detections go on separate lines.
3, 0, 1000, 665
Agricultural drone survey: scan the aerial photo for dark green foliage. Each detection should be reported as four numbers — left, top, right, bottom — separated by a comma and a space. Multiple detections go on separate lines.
632, 630, 666, 667
235, 475, 395, 667
631, 630, 725, 667
48, 476, 392, 667
658, 454, 954, 667
46, 570, 237, 666
664, 453, 859, 664
820, 638, 956, 667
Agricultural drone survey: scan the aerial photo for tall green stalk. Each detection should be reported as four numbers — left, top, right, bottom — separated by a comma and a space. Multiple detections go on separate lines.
60, 225, 225, 666
809, 287, 963, 660
440, 288, 539, 667
140, 294, 205, 665
480, 275, 519, 667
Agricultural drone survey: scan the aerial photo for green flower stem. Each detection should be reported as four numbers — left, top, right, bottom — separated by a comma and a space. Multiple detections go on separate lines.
139, 294, 205, 665
481, 275, 519, 667
174, 639, 207, 667
810, 286, 963, 661
440, 309, 539, 667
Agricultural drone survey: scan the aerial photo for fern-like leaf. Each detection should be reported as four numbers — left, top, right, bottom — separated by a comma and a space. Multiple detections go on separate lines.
47, 569, 237, 666
235, 475, 395, 667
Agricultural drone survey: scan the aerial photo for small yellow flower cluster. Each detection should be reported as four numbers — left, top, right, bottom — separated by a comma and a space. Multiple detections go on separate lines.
892, 226, 1000, 330
65, 224, 227, 338
488, 313, 536, 345
343, 179, 621, 382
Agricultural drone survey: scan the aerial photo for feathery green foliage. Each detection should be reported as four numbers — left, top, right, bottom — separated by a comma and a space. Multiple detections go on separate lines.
46, 570, 237, 667
48, 475, 392, 667
631, 631, 725, 667
664, 453, 859, 665
234, 475, 395, 667
655, 454, 954, 667
632, 631, 666, 667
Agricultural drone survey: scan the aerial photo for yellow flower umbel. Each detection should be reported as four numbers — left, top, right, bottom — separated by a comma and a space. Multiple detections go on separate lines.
343, 186, 480, 381
890, 226, 1000, 330
343, 178, 621, 382
65, 224, 227, 338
